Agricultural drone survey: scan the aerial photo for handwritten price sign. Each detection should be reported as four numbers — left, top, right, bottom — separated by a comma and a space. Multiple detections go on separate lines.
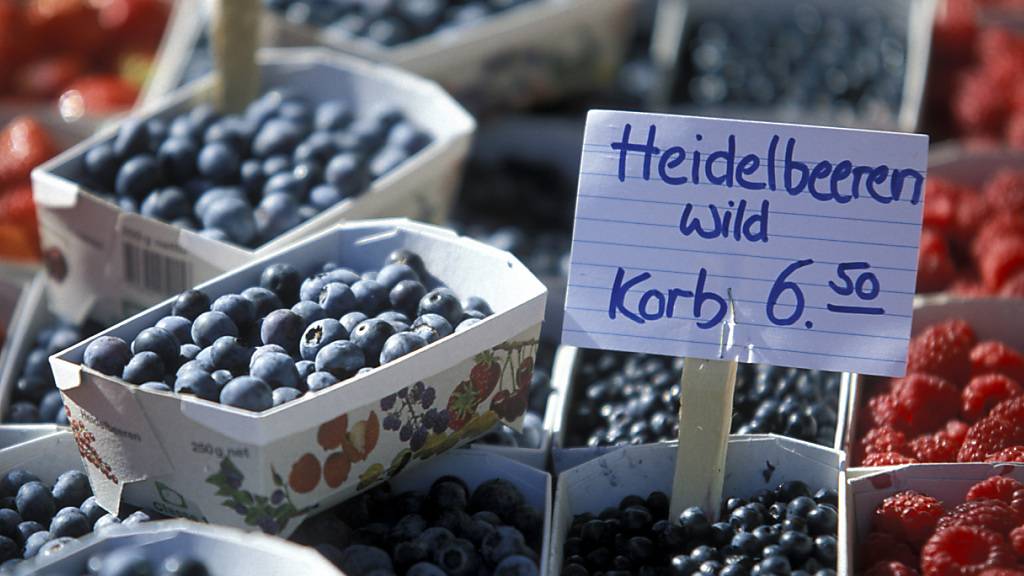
562, 111, 928, 377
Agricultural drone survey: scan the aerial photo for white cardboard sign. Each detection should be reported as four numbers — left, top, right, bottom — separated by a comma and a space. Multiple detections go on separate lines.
562, 111, 928, 377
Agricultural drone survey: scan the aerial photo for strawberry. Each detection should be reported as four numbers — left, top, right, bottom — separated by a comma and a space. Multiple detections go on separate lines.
907, 320, 975, 387
0, 117, 58, 188
971, 342, 1024, 383
445, 379, 480, 432
469, 352, 501, 400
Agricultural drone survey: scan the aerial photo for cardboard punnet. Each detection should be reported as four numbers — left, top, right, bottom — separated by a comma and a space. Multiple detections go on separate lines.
49, 219, 547, 538
547, 346, 852, 474
15, 519, 343, 575
843, 463, 1024, 575
0, 427, 84, 481
548, 435, 845, 575
844, 297, 1024, 476
0, 272, 49, 422
264, 0, 636, 113
33, 48, 476, 326
927, 146, 1024, 188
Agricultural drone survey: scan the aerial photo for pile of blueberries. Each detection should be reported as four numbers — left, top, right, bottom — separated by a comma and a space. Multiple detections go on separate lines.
0, 468, 151, 574
561, 480, 838, 576
266, 0, 534, 48
80, 250, 492, 413
676, 5, 906, 123
68, 549, 213, 576
79, 90, 431, 248
458, 225, 570, 282
6, 321, 102, 425
566, 352, 839, 448
293, 476, 542, 576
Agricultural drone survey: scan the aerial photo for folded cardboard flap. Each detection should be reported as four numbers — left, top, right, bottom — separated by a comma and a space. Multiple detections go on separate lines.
0, 429, 84, 483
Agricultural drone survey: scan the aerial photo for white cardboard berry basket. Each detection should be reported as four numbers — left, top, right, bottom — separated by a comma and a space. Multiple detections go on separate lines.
263, 0, 636, 113
0, 271, 50, 423
843, 297, 1024, 478
291, 448, 552, 575
48, 219, 547, 538
32, 48, 475, 327
547, 345, 852, 474
0, 426, 84, 482
843, 462, 1024, 575
15, 519, 343, 575
548, 435, 845, 575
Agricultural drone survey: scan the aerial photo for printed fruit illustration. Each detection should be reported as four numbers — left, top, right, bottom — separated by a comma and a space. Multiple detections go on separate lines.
470, 352, 501, 399
317, 414, 348, 451
322, 452, 351, 488
341, 412, 380, 463
288, 453, 321, 494
446, 380, 480, 432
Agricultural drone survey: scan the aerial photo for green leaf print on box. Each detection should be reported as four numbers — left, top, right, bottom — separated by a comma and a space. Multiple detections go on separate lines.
206, 457, 315, 535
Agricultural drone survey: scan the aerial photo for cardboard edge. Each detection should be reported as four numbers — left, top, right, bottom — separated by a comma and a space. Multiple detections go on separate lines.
0, 273, 52, 421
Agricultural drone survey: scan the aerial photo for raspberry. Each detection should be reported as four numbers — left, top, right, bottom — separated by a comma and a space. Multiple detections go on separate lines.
958, 416, 1024, 462
952, 280, 990, 298
862, 531, 920, 569
918, 229, 957, 293
866, 393, 902, 429
924, 179, 965, 233
937, 500, 1021, 536
1014, 490, 1024, 517
893, 374, 962, 435
862, 426, 910, 457
967, 477, 1024, 505
985, 170, 1024, 214
999, 272, 1024, 297
990, 396, 1024, 423
979, 237, 1024, 291
972, 341, 1024, 383
921, 526, 1016, 576
863, 452, 921, 467
977, 569, 1024, 576
963, 375, 1024, 422
946, 420, 971, 446
986, 446, 1024, 463
1006, 110, 1024, 149
909, 431, 961, 463
954, 72, 1011, 136
874, 490, 946, 546
1010, 525, 1024, 558
972, 214, 1024, 263
866, 562, 922, 576
953, 193, 990, 247
907, 320, 976, 387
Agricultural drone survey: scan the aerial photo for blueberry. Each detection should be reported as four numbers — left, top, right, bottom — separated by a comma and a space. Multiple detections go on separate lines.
300, 319, 348, 361
679, 506, 711, 539
0, 510, 17, 543
325, 154, 366, 193
307, 371, 339, 393
319, 282, 357, 317
786, 496, 816, 520
79, 497, 105, 527
757, 555, 791, 574
194, 187, 246, 220
83, 336, 132, 377
806, 505, 837, 536
418, 288, 463, 324
340, 311, 369, 334
256, 193, 302, 240
250, 344, 288, 369
251, 352, 301, 390
210, 336, 252, 373
309, 185, 347, 211
337, 544, 394, 576
252, 119, 303, 158
14, 377, 48, 404
377, 310, 410, 332
173, 290, 211, 320
191, 311, 238, 348
242, 286, 284, 317
113, 120, 150, 159
323, 267, 361, 285
141, 187, 190, 221
93, 514, 120, 531
432, 538, 479, 576
315, 341, 365, 380
22, 530, 50, 559
429, 479, 468, 511
481, 526, 527, 566
202, 196, 257, 246
411, 314, 453, 344
260, 309, 305, 355
272, 387, 303, 406
369, 145, 410, 180
462, 296, 493, 317
351, 280, 387, 315
122, 510, 151, 527
115, 155, 162, 199
175, 370, 220, 401
84, 144, 118, 188
260, 263, 302, 306
48, 508, 89, 538
16, 482, 54, 524
211, 294, 257, 332
291, 300, 327, 329
156, 316, 193, 346
17, 520, 44, 543
1, 470, 39, 498
132, 326, 180, 370
386, 280, 426, 317
350, 319, 396, 367
471, 479, 523, 524
379, 332, 427, 365
211, 370, 232, 386
315, 101, 353, 131
295, 360, 315, 380
157, 138, 198, 180
220, 376, 273, 411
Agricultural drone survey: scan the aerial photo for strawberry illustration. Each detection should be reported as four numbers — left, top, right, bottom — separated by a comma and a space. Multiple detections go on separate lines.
514, 356, 534, 395
446, 380, 480, 431
469, 352, 501, 400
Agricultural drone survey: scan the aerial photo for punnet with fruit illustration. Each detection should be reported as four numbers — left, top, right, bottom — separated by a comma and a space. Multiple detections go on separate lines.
47, 220, 546, 537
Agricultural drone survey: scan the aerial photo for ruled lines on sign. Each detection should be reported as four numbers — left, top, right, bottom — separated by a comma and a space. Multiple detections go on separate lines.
561, 111, 929, 377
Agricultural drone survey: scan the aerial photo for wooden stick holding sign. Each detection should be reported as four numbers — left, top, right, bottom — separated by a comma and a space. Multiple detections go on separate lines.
670, 357, 737, 522
211, 0, 261, 113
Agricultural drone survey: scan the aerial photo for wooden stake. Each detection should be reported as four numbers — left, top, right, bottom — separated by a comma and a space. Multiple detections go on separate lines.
212, 0, 261, 113
670, 357, 738, 522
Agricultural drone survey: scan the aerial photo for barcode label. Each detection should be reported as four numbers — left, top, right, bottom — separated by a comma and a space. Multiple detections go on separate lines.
123, 242, 190, 295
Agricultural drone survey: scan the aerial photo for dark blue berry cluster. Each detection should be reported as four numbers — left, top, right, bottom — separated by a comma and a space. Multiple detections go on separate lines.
0, 468, 150, 574
5, 321, 102, 424
74, 549, 210, 576
266, 0, 533, 48
80, 250, 491, 413
79, 90, 431, 247
562, 481, 838, 576
677, 7, 906, 121
293, 476, 542, 576
566, 352, 840, 448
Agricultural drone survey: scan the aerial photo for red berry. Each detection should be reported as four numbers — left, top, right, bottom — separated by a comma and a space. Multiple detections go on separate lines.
862, 531, 920, 569
0, 116, 57, 189
999, 272, 1024, 297
937, 499, 1022, 536
924, 179, 967, 233
893, 374, 962, 435
954, 72, 1011, 136
980, 237, 1024, 291
862, 426, 910, 457
963, 375, 1024, 422
61, 75, 139, 115
866, 393, 902, 430
985, 170, 1024, 214
986, 446, 1024, 463
954, 192, 991, 247
972, 214, 1024, 263
976, 569, 1024, 576
967, 477, 1024, 505
1009, 525, 1024, 558
946, 420, 971, 446
864, 452, 921, 467
907, 320, 976, 387
918, 229, 957, 293
867, 561, 922, 576
959, 416, 1024, 462
972, 342, 1024, 383
874, 490, 946, 546
921, 526, 1016, 576
909, 432, 961, 463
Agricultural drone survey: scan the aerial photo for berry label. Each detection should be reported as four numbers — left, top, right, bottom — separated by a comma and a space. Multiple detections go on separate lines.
563, 111, 928, 376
